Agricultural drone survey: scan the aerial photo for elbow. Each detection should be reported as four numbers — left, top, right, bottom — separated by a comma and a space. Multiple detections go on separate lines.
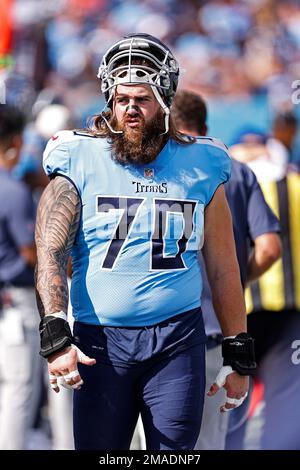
256, 233, 282, 267
271, 240, 282, 262
263, 248, 281, 268
266, 236, 282, 264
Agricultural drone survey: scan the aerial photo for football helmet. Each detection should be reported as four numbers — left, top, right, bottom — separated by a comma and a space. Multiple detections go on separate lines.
97, 33, 180, 133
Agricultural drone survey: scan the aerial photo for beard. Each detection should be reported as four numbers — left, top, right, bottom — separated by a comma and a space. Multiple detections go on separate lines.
109, 110, 166, 165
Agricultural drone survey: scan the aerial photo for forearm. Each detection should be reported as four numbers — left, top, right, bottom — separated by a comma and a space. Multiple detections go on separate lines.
35, 177, 80, 318
202, 186, 247, 337
246, 249, 269, 284
246, 233, 282, 284
209, 267, 247, 337
35, 254, 69, 318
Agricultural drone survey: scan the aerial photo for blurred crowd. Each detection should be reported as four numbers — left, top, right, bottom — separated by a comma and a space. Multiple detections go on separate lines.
1, 0, 300, 160
3, 0, 300, 115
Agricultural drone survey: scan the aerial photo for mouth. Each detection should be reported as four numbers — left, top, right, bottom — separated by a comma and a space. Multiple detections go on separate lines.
125, 119, 141, 128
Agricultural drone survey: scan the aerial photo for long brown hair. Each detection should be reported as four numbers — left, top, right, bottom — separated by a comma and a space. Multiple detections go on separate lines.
84, 108, 195, 145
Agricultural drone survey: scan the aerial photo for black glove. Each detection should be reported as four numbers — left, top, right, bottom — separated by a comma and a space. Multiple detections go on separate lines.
222, 332, 257, 376
39, 315, 73, 358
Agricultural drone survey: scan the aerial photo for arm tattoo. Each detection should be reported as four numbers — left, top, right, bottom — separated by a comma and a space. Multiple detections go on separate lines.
35, 177, 81, 317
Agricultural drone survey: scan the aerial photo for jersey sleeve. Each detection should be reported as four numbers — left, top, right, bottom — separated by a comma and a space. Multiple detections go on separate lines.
43, 131, 72, 179
245, 168, 280, 240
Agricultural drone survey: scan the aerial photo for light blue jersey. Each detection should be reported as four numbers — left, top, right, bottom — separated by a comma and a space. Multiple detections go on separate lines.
43, 131, 231, 326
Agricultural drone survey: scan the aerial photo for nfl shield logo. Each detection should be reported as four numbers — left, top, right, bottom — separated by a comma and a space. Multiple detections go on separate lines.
144, 168, 154, 179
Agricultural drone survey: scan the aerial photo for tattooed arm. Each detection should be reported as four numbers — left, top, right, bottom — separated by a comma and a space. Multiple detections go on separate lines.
35, 176, 81, 318
35, 176, 95, 392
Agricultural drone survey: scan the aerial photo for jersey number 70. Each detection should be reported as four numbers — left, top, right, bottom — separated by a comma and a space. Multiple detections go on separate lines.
96, 196, 201, 271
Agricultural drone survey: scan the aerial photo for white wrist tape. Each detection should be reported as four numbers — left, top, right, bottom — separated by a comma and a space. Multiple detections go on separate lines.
64, 370, 80, 381
221, 392, 248, 412
226, 393, 248, 407
215, 365, 234, 388
58, 376, 83, 390
47, 311, 68, 321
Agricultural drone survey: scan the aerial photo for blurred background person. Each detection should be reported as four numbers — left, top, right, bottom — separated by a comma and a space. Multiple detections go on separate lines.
14, 103, 74, 197
0, 104, 40, 449
226, 119, 300, 450
230, 111, 298, 181
172, 90, 281, 450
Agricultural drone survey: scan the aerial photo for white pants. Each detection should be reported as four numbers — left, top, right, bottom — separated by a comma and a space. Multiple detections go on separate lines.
48, 382, 74, 449
47, 280, 74, 450
194, 344, 229, 450
0, 286, 41, 449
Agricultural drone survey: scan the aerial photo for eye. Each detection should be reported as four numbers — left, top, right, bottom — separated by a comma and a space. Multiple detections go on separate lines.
137, 96, 150, 103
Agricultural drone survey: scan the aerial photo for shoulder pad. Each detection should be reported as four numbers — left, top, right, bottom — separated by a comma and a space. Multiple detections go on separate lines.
195, 136, 229, 152
43, 130, 96, 162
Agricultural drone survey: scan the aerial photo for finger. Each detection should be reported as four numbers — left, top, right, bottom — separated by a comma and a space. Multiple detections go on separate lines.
63, 369, 83, 387
225, 389, 237, 399
226, 396, 244, 406
71, 344, 96, 365
51, 370, 64, 377
59, 377, 74, 390
215, 365, 234, 388
208, 365, 235, 396
235, 394, 244, 400
220, 403, 236, 413
49, 373, 59, 393
220, 392, 248, 412
72, 379, 83, 390
207, 382, 219, 396
64, 369, 80, 381
60, 376, 83, 390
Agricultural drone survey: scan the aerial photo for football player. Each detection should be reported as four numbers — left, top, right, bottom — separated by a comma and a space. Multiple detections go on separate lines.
35, 34, 255, 450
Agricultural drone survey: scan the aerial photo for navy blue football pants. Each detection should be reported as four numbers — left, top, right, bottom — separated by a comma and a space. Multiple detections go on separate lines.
73, 309, 206, 450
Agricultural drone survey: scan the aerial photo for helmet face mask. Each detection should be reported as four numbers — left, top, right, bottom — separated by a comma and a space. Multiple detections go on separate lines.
97, 34, 179, 109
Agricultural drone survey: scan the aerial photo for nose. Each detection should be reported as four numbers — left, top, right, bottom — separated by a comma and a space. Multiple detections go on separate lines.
126, 102, 140, 115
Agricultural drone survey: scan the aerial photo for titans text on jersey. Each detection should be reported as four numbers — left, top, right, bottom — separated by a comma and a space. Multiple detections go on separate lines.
132, 181, 168, 193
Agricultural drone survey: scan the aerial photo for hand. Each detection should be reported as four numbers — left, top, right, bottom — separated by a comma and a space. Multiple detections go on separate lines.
48, 344, 96, 393
208, 366, 249, 413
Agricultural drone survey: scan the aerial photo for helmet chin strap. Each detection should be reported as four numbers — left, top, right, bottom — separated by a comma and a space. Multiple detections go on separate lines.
150, 85, 170, 135
100, 111, 123, 134
100, 93, 123, 134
